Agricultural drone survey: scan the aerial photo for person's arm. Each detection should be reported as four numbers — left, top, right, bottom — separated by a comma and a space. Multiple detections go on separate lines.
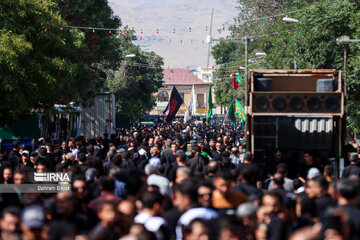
340, 167, 347, 179
180, 141, 186, 149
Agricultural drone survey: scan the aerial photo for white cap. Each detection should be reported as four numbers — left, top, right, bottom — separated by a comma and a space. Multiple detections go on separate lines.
307, 168, 320, 180
21, 150, 29, 155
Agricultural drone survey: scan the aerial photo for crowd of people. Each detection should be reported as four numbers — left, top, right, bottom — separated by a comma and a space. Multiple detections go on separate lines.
0, 122, 359, 240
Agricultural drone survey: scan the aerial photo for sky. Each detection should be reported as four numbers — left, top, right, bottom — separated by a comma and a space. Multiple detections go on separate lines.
109, 0, 239, 69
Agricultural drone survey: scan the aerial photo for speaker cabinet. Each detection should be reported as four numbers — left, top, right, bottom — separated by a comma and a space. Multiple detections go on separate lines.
316, 79, 337, 92
255, 78, 272, 91
251, 92, 343, 115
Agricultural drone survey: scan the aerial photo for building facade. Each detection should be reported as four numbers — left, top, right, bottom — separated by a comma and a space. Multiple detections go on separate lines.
150, 69, 221, 118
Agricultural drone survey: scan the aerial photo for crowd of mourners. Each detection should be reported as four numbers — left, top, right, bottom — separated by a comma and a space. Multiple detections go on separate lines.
0, 122, 360, 240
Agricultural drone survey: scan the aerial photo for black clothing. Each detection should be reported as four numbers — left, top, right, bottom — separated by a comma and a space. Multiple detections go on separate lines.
103, 161, 113, 175
122, 158, 137, 170
291, 217, 313, 232
339, 204, 360, 240
166, 161, 179, 183
267, 216, 290, 240
160, 147, 173, 164
87, 155, 103, 175
53, 210, 91, 235
315, 194, 337, 218
8, 149, 20, 168
163, 207, 181, 240
89, 223, 117, 240
78, 164, 89, 175
211, 150, 222, 161
233, 182, 262, 199
188, 156, 206, 173
236, 163, 260, 185
341, 164, 360, 178
265, 158, 287, 177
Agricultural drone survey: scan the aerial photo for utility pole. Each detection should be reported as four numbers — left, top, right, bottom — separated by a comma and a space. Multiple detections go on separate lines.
343, 44, 347, 98
336, 36, 360, 101
206, 8, 214, 70
208, 30, 251, 135
336, 36, 360, 151
206, 9, 214, 117
243, 36, 250, 151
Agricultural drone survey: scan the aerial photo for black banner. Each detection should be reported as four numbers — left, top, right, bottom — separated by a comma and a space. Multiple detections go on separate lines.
163, 87, 183, 124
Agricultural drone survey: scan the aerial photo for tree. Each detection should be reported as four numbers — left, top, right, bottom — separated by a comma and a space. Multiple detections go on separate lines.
212, 0, 360, 132
262, 0, 360, 131
0, 0, 81, 125
57, 0, 123, 105
58, 1, 164, 121
106, 31, 164, 121
212, 42, 244, 106
211, 0, 287, 107
0, 0, 163, 127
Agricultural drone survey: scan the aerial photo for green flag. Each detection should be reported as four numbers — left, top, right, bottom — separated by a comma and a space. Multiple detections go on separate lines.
229, 99, 236, 128
206, 85, 213, 123
234, 98, 245, 120
236, 75, 242, 83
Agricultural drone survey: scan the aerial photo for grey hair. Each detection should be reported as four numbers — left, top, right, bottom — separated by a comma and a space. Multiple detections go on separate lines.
175, 150, 185, 157
176, 167, 191, 177
236, 202, 257, 218
109, 166, 121, 178
144, 164, 157, 176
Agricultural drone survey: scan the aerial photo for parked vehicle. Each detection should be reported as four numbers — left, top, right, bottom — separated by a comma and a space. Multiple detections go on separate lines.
80, 93, 116, 137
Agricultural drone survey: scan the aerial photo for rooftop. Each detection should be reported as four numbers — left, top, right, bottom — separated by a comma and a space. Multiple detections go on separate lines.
162, 69, 208, 86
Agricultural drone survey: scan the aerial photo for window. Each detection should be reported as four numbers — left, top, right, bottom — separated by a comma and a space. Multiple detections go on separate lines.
158, 91, 169, 102
197, 94, 204, 107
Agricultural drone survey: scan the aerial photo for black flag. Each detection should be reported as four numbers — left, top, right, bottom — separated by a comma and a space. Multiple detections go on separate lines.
163, 87, 183, 124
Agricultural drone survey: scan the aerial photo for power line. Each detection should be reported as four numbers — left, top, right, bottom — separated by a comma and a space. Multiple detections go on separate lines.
61, 10, 298, 34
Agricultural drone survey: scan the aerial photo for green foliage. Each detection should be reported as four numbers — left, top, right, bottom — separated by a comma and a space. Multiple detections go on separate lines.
264, 0, 355, 70
0, 0, 164, 126
213, 0, 360, 132
212, 0, 288, 107
106, 33, 164, 120
57, 0, 123, 105
0, 0, 79, 125
212, 41, 245, 106
263, 0, 360, 132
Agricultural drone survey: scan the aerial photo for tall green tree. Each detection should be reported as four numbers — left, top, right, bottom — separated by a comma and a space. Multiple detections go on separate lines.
58, 1, 164, 121
212, 0, 291, 107
212, 41, 245, 106
106, 32, 164, 121
262, 0, 360, 131
0, 0, 81, 125
213, 0, 360, 132
57, 0, 123, 105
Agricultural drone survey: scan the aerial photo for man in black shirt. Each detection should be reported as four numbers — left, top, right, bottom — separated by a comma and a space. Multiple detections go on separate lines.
341, 152, 360, 178
86, 145, 103, 176
262, 191, 290, 240
306, 175, 337, 218
236, 152, 260, 187
211, 142, 223, 162
8, 139, 21, 169
337, 178, 360, 240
